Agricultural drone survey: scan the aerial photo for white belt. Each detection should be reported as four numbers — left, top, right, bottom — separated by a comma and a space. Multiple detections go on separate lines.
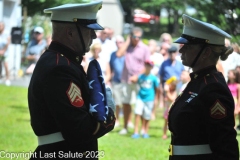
38, 132, 65, 146
169, 144, 212, 156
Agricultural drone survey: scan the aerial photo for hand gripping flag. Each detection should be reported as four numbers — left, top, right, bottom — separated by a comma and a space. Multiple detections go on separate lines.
87, 59, 109, 122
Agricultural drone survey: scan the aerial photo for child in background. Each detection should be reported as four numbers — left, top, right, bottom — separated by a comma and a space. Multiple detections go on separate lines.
227, 69, 240, 123
235, 66, 240, 130
131, 60, 159, 139
84, 43, 111, 85
177, 70, 190, 95
162, 76, 177, 139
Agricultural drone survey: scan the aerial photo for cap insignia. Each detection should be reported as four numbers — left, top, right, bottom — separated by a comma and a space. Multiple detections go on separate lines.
194, 74, 198, 79
76, 56, 80, 62
73, 18, 77, 22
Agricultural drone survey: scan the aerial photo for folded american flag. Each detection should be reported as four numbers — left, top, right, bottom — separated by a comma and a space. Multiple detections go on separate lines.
86, 59, 108, 122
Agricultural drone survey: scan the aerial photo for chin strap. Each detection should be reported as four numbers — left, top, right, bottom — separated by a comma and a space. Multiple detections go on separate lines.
190, 45, 206, 68
75, 23, 86, 54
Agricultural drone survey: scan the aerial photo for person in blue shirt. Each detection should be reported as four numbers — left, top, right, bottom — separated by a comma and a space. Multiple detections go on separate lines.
109, 35, 125, 127
159, 45, 185, 86
131, 60, 159, 139
158, 45, 185, 110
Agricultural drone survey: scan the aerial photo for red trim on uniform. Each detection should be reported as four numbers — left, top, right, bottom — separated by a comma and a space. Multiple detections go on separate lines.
102, 120, 116, 128
204, 76, 207, 84
56, 53, 59, 65
64, 57, 70, 65
213, 74, 218, 82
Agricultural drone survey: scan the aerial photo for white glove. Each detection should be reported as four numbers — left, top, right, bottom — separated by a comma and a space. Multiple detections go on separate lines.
105, 87, 116, 112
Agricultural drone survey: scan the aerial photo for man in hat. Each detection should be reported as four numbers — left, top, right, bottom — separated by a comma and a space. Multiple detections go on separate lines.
168, 14, 239, 159
28, 1, 115, 159
25, 26, 47, 74
116, 27, 151, 135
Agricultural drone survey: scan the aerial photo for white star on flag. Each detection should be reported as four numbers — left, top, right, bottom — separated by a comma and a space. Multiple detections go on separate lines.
99, 75, 105, 84
89, 103, 98, 113
105, 106, 109, 115
89, 80, 95, 89
98, 92, 104, 101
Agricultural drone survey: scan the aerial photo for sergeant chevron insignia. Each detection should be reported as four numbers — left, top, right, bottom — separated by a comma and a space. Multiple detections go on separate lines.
66, 82, 84, 107
210, 100, 226, 119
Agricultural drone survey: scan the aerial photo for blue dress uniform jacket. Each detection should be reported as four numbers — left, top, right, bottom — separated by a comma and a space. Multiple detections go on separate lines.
168, 66, 239, 160
28, 41, 115, 159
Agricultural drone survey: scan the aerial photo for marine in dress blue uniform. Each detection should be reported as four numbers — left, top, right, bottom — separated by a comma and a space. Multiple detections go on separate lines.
168, 14, 239, 160
28, 1, 115, 159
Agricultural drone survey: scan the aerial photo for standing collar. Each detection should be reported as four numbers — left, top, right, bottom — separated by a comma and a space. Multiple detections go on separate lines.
190, 65, 217, 80
48, 41, 83, 64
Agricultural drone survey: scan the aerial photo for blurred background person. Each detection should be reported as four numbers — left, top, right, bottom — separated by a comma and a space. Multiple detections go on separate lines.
158, 45, 185, 111
159, 45, 185, 87
159, 32, 173, 61
92, 27, 117, 63
86, 43, 111, 85
232, 43, 240, 54
221, 39, 240, 81
159, 32, 173, 45
148, 39, 163, 119
162, 76, 177, 139
235, 66, 240, 130
107, 27, 115, 42
159, 42, 171, 61
25, 26, 47, 74
148, 39, 164, 76
177, 70, 190, 95
0, 22, 11, 86
157, 42, 171, 109
117, 27, 150, 135
109, 35, 125, 127
131, 60, 159, 139
227, 69, 240, 128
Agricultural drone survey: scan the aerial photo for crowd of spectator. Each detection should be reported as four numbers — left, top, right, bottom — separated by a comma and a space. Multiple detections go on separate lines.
83, 26, 240, 139
1, 23, 240, 139
84, 26, 240, 139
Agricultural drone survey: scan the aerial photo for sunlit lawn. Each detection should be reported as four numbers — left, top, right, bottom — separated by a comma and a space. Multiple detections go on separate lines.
0, 84, 239, 160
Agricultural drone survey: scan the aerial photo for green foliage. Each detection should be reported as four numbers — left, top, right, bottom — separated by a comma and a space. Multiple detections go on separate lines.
120, 0, 240, 43
22, 0, 90, 16
21, 0, 240, 43
186, 0, 240, 43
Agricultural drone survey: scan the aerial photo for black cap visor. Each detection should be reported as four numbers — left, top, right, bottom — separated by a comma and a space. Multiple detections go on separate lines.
174, 34, 209, 44
174, 37, 189, 44
86, 23, 104, 30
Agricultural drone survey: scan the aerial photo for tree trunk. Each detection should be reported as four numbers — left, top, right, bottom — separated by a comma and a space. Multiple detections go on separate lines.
172, 9, 180, 36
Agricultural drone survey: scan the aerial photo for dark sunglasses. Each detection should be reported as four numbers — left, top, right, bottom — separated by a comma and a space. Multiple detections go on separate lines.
131, 35, 141, 39
34, 32, 41, 34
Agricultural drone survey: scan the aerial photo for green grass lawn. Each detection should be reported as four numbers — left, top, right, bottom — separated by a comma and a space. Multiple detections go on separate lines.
0, 84, 239, 160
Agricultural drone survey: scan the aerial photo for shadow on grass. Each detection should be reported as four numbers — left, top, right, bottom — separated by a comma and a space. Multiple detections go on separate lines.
10, 105, 29, 113
9, 105, 30, 122
16, 118, 30, 122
